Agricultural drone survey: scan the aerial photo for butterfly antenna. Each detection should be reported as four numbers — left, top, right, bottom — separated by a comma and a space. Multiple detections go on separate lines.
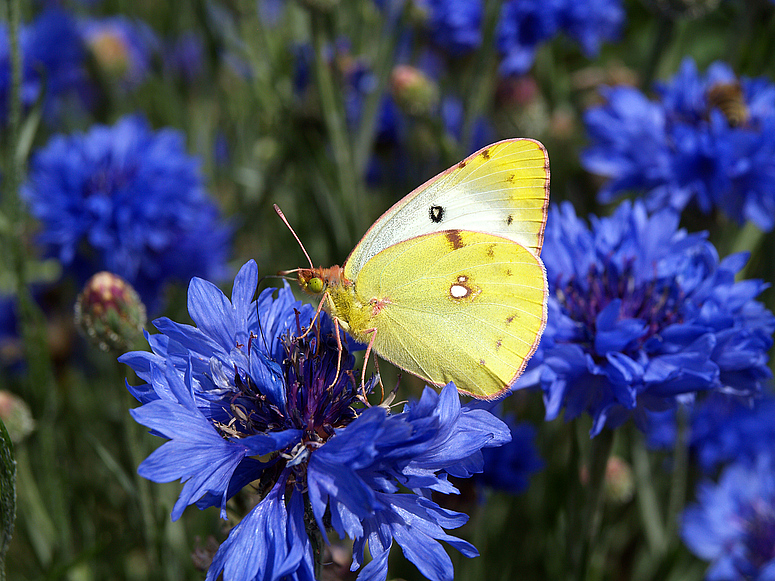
274, 204, 314, 269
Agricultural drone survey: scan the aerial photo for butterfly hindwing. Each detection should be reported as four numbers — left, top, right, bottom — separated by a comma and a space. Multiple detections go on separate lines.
344, 229, 548, 399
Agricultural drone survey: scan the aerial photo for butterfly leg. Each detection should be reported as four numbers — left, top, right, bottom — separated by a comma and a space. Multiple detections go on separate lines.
297, 293, 327, 342
328, 317, 344, 390
359, 327, 384, 404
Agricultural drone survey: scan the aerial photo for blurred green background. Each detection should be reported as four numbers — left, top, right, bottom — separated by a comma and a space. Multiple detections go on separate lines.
2, 0, 775, 579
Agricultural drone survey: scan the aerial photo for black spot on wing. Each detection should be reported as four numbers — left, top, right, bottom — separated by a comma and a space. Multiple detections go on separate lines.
506, 214, 514, 226
429, 205, 444, 223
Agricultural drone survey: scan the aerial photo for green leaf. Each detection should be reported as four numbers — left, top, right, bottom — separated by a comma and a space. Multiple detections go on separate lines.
0, 419, 17, 581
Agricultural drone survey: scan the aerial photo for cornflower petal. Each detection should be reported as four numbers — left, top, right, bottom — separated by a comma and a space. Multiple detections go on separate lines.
682, 454, 775, 579
206, 476, 311, 581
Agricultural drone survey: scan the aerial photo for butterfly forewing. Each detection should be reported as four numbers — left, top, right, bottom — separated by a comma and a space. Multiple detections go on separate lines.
344, 139, 549, 282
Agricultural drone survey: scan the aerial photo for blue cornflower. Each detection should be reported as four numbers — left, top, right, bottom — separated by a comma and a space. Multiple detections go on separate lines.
558, 0, 624, 58
519, 200, 774, 436
0, 8, 89, 124
496, 0, 624, 77
496, 0, 561, 77
420, 0, 483, 56
80, 16, 159, 89
21, 114, 230, 313
583, 58, 775, 231
682, 453, 775, 580
648, 393, 775, 473
120, 260, 511, 581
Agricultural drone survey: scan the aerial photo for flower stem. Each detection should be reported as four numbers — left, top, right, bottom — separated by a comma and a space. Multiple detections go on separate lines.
309, 12, 362, 236
641, 15, 673, 91
632, 432, 666, 553
306, 498, 325, 579
353, 8, 403, 179
731, 221, 765, 280
665, 405, 689, 540
459, 0, 500, 153
573, 427, 615, 581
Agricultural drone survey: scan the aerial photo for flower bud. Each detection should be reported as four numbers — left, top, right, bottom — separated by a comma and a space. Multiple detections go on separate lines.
579, 455, 635, 505
390, 65, 439, 117
604, 456, 634, 505
75, 272, 146, 352
0, 390, 35, 444
87, 30, 131, 79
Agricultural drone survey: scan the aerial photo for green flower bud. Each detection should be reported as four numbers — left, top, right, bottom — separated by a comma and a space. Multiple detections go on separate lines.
74, 272, 147, 352
390, 65, 439, 117
0, 391, 35, 444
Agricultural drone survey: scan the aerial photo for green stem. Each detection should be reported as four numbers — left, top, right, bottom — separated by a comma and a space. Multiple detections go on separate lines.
353, 9, 403, 179
2, 0, 55, 411
641, 16, 674, 91
574, 428, 615, 581
731, 221, 765, 280
665, 405, 689, 540
3, 0, 66, 562
309, 13, 361, 238
460, 0, 501, 152
632, 432, 666, 553
120, 366, 159, 570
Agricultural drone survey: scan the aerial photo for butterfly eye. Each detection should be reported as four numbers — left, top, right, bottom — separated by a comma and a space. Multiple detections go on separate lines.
307, 277, 325, 294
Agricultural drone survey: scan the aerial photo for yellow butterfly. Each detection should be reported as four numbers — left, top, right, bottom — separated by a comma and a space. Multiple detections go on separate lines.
281, 138, 549, 400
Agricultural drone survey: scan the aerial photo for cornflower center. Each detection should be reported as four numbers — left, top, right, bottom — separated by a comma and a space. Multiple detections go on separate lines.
556, 256, 685, 356
219, 319, 364, 450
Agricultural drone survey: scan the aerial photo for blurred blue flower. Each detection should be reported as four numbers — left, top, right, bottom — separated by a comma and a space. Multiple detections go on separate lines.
559, 0, 624, 57
583, 58, 775, 231
496, 0, 560, 77
421, 0, 483, 56
80, 16, 159, 89
120, 261, 511, 581
0, 8, 89, 124
519, 200, 774, 436
648, 393, 775, 473
682, 453, 775, 580
496, 0, 624, 77
478, 417, 543, 495
22, 114, 230, 313
163, 32, 205, 83
258, 0, 286, 24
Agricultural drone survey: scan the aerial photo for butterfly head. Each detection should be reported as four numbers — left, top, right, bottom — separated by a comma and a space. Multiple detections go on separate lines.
297, 266, 345, 296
